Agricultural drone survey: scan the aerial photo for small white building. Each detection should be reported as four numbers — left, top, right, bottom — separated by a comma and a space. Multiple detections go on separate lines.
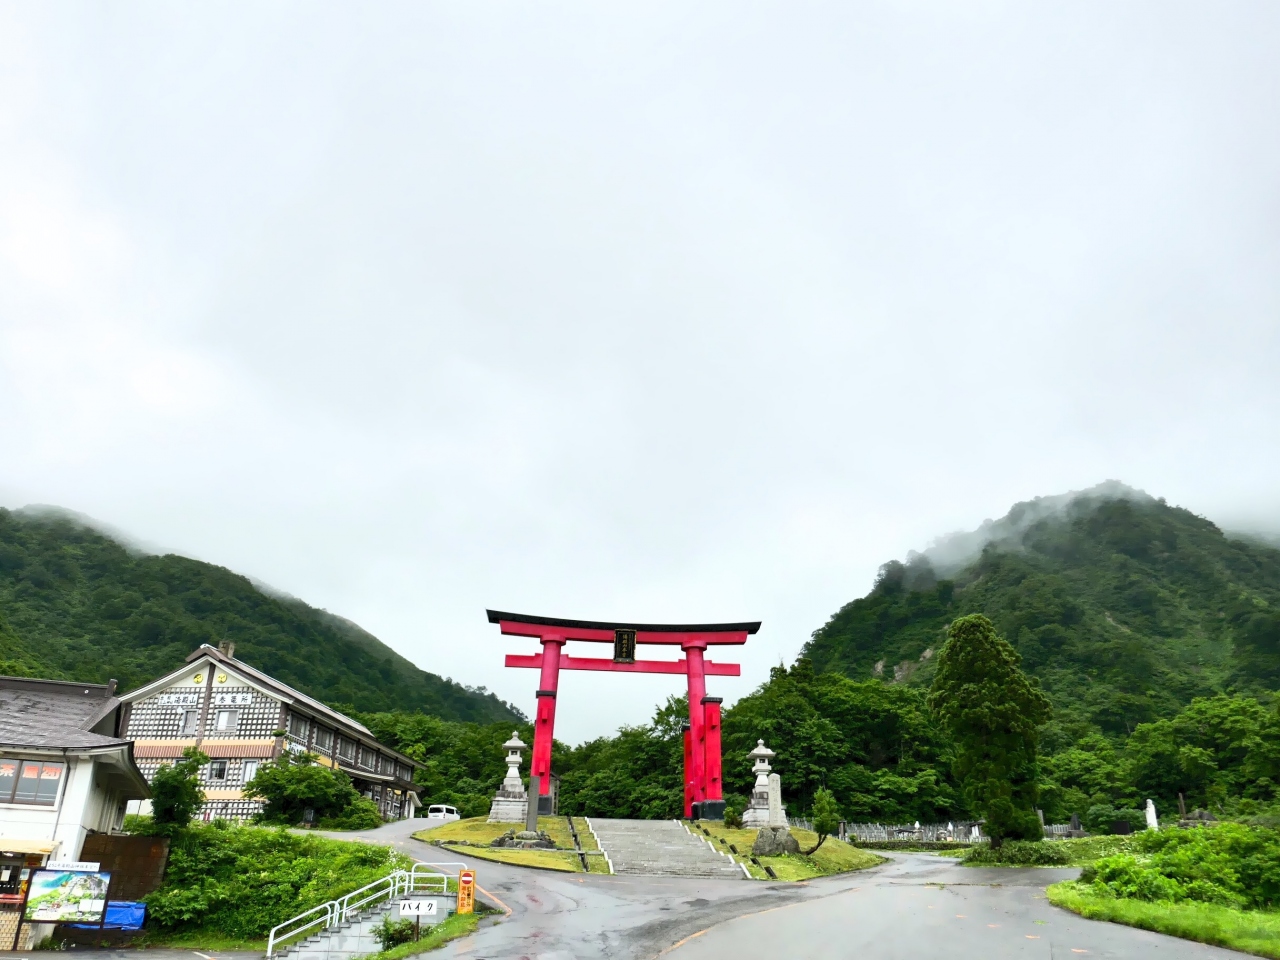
0, 676, 150, 949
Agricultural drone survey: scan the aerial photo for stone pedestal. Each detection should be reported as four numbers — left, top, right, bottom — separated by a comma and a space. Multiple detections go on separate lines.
752, 826, 800, 857
488, 732, 530, 823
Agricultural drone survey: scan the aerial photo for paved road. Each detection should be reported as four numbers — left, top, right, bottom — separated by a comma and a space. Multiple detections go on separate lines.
330, 820, 1251, 960
12, 822, 1250, 960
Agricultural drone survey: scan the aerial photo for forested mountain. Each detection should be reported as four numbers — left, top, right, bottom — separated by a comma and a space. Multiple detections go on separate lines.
0, 506, 521, 723
803, 484, 1280, 747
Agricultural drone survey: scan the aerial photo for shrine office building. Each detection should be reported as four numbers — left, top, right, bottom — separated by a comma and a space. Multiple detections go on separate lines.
121, 642, 422, 821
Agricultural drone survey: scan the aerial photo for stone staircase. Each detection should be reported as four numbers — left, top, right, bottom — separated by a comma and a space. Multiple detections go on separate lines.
274, 900, 394, 960
587, 818, 748, 879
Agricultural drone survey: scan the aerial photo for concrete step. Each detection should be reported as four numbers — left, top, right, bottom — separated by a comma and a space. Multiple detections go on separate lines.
587, 818, 747, 879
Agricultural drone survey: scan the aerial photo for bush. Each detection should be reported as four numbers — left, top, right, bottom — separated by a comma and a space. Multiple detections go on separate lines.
373, 916, 417, 950
246, 751, 373, 826
318, 798, 383, 831
145, 822, 409, 940
722, 797, 745, 831
151, 749, 208, 835
1084, 804, 1145, 834
1078, 823, 1280, 909
962, 840, 1070, 866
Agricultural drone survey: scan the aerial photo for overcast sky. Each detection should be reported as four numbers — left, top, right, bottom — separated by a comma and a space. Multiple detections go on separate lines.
2, 3, 1278, 742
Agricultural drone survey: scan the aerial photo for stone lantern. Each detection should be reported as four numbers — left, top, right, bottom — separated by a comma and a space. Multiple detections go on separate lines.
743, 740, 783, 828
487, 732, 529, 823
744, 738, 798, 855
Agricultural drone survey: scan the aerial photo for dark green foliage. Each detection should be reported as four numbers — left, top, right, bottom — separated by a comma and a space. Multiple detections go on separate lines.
245, 752, 366, 826
723, 797, 745, 830
143, 822, 407, 940
1083, 823, 1280, 908
318, 798, 383, 831
929, 614, 1051, 845
373, 916, 417, 950
150, 749, 208, 834
803, 490, 1280, 740
0, 507, 519, 722
962, 840, 1069, 866
1082, 804, 1146, 834
555, 696, 687, 819
722, 659, 964, 822
804, 788, 841, 854
354, 712, 538, 819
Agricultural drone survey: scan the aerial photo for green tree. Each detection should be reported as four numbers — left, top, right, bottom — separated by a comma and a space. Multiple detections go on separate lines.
245, 751, 367, 825
802, 787, 841, 854
151, 747, 209, 834
929, 614, 1050, 847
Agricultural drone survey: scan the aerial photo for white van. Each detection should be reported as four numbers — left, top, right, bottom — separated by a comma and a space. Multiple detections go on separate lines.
424, 804, 460, 822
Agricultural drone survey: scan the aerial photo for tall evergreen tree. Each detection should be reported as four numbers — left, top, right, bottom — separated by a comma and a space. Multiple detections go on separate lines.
928, 614, 1050, 846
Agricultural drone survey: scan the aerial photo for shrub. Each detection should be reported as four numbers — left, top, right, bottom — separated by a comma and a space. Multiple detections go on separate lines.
145, 822, 409, 940
151, 749, 209, 835
722, 798, 744, 831
962, 840, 1070, 866
373, 916, 416, 950
245, 751, 369, 826
1084, 804, 1145, 834
1078, 823, 1280, 909
318, 798, 383, 831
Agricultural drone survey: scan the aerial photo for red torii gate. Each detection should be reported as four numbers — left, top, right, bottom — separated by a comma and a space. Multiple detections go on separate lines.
488, 610, 760, 820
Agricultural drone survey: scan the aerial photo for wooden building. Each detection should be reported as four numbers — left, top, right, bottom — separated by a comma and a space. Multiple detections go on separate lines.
120, 642, 421, 821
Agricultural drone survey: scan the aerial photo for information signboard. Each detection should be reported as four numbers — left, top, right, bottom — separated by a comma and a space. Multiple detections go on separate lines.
23, 869, 112, 923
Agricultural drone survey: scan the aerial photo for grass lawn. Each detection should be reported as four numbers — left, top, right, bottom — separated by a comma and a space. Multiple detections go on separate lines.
438, 843, 584, 872
419, 817, 575, 848
357, 912, 481, 960
135, 933, 268, 951
695, 821, 883, 881
1049, 882, 1280, 959
573, 817, 600, 851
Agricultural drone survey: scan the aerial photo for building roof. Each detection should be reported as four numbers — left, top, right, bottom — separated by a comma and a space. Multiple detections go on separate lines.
486, 610, 763, 634
0, 676, 129, 750
188, 645, 378, 738
121, 645, 423, 770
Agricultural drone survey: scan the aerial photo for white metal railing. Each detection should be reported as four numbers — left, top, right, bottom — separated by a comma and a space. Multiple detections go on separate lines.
266, 861, 467, 957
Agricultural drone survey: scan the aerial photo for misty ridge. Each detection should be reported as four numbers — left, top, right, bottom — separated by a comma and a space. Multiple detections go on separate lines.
874, 479, 1256, 593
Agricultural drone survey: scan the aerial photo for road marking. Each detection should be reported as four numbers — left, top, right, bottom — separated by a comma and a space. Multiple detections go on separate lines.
1026, 935, 1040, 939
476, 882, 512, 918
988, 924, 1000, 928
194, 953, 213, 959
956, 914, 966, 918
1072, 950, 1088, 953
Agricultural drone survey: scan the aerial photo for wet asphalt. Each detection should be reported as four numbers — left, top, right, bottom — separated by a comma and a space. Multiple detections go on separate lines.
8, 820, 1251, 960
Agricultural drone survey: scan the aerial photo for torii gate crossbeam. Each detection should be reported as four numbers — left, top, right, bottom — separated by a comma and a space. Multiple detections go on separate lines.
488, 610, 760, 820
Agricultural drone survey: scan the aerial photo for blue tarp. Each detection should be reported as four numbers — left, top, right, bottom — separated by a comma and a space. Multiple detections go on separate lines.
65, 900, 146, 930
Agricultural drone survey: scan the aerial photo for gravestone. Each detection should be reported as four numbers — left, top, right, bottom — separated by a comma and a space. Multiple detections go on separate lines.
1145, 799, 1158, 831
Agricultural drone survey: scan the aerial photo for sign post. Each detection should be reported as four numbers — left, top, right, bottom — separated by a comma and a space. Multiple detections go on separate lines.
457, 870, 475, 915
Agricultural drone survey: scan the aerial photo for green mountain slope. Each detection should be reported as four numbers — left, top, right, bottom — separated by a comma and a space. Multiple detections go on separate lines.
802, 484, 1280, 745
0, 506, 522, 723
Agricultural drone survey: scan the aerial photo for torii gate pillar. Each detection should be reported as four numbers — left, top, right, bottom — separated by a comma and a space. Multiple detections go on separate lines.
489, 611, 760, 819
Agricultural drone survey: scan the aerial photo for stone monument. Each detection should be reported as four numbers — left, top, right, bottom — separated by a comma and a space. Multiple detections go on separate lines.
487, 732, 530, 823
744, 739, 799, 856
1145, 798, 1158, 831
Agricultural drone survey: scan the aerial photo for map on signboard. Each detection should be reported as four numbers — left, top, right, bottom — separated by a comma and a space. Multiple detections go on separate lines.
24, 870, 112, 923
